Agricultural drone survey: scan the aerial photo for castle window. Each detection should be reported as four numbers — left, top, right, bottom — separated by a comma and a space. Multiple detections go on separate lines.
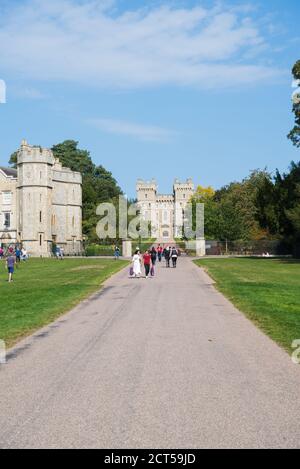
3, 212, 11, 228
145, 194, 148, 199
72, 216, 75, 227
39, 211, 42, 223
2, 191, 12, 205
40, 171, 42, 180
39, 234, 42, 246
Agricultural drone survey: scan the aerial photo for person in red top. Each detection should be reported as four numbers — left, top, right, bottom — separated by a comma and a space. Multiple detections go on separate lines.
157, 245, 163, 262
143, 250, 151, 278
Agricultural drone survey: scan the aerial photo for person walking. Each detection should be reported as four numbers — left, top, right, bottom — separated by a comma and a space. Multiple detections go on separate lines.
143, 250, 152, 279
56, 246, 62, 260
0, 246, 4, 260
132, 250, 141, 278
157, 245, 163, 262
15, 247, 21, 264
150, 247, 157, 266
21, 248, 28, 261
171, 246, 178, 268
6, 248, 16, 283
114, 245, 120, 260
164, 246, 171, 268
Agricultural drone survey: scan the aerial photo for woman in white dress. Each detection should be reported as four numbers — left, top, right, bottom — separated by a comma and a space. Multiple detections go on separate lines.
132, 250, 141, 277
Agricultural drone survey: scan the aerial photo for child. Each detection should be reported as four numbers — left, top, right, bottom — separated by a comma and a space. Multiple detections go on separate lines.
6, 248, 16, 283
114, 246, 120, 260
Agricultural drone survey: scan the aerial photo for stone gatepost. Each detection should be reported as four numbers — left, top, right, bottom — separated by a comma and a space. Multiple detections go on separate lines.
122, 239, 132, 258
195, 238, 206, 257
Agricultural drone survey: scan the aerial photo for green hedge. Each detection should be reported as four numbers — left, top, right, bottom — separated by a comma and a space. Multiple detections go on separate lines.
86, 240, 156, 257
85, 244, 121, 257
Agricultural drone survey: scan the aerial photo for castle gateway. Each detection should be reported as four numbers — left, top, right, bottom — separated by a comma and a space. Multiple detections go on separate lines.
136, 178, 195, 241
0, 140, 83, 256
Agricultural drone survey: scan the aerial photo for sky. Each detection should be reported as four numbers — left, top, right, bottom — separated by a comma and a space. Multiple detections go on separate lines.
0, 0, 299, 197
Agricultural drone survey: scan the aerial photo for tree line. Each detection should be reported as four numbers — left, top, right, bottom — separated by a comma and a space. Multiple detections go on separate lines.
192, 60, 300, 255
192, 165, 300, 254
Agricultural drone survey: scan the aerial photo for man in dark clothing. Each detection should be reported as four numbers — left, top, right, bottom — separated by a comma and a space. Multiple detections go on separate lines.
150, 247, 157, 266
171, 247, 178, 268
143, 250, 151, 278
15, 247, 21, 263
157, 245, 163, 262
164, 247, 171, 268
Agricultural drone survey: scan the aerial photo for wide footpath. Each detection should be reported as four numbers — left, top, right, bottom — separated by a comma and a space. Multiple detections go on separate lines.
0, 257, 300, 448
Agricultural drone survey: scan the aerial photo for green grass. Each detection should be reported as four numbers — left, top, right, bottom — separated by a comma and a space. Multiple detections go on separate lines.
194, 258, 300, 352
0, 258, 128, 347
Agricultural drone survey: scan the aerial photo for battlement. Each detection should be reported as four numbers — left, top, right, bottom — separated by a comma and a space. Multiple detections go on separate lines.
156, 195, 174, 203
17, 140, 55, 165
136, 178, 157, 191
173, 178, 194, 191
52, 168, 82, 185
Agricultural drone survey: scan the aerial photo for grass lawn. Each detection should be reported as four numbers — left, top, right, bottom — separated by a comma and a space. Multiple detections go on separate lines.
0, 258, 128, 347
194, 258, 300, 352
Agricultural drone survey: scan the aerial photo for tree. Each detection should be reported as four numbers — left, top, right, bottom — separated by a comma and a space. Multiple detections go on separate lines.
288, 60, 300, 147
191, 185, 217, 239
213, 171, 270, 242
193, 185, 215, 201
9, 151, 18, 168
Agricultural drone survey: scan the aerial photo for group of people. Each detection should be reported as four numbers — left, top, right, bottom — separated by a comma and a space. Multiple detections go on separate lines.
131, 245, 179, 278
55, 246, 65, 260
0, 246, 29, 283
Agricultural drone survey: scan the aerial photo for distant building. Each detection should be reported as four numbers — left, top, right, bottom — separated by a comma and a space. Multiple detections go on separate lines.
0, 140, 83, 256
136, 178, 195, 241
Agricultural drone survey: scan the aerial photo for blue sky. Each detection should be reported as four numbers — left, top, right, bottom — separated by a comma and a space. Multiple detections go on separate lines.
0, 0, 299, 197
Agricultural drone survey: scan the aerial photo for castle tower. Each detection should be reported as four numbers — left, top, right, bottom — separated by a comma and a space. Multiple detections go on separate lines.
17, 140, 55, 256
174, 178, 195, 238
136, 179, 158, 238
136, 179, 157, 203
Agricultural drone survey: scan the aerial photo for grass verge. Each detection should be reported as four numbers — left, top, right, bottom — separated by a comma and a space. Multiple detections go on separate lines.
194, 257, 300, 352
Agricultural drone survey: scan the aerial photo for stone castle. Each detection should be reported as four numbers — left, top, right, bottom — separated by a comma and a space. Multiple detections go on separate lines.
136, 178, 195, 241
0, 140, 83, 256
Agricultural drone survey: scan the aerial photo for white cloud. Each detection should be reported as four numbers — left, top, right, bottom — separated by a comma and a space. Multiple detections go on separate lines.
88, 118, 176, 142
0, 0, 284, 90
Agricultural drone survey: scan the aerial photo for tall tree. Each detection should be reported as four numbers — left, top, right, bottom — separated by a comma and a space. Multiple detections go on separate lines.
288, 60, 300, 147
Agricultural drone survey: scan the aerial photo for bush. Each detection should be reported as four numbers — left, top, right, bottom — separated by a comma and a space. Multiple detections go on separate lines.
85, 244, 121, 257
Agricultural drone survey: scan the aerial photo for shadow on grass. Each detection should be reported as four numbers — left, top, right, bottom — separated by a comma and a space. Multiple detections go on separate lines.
227, 256, 300, 265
